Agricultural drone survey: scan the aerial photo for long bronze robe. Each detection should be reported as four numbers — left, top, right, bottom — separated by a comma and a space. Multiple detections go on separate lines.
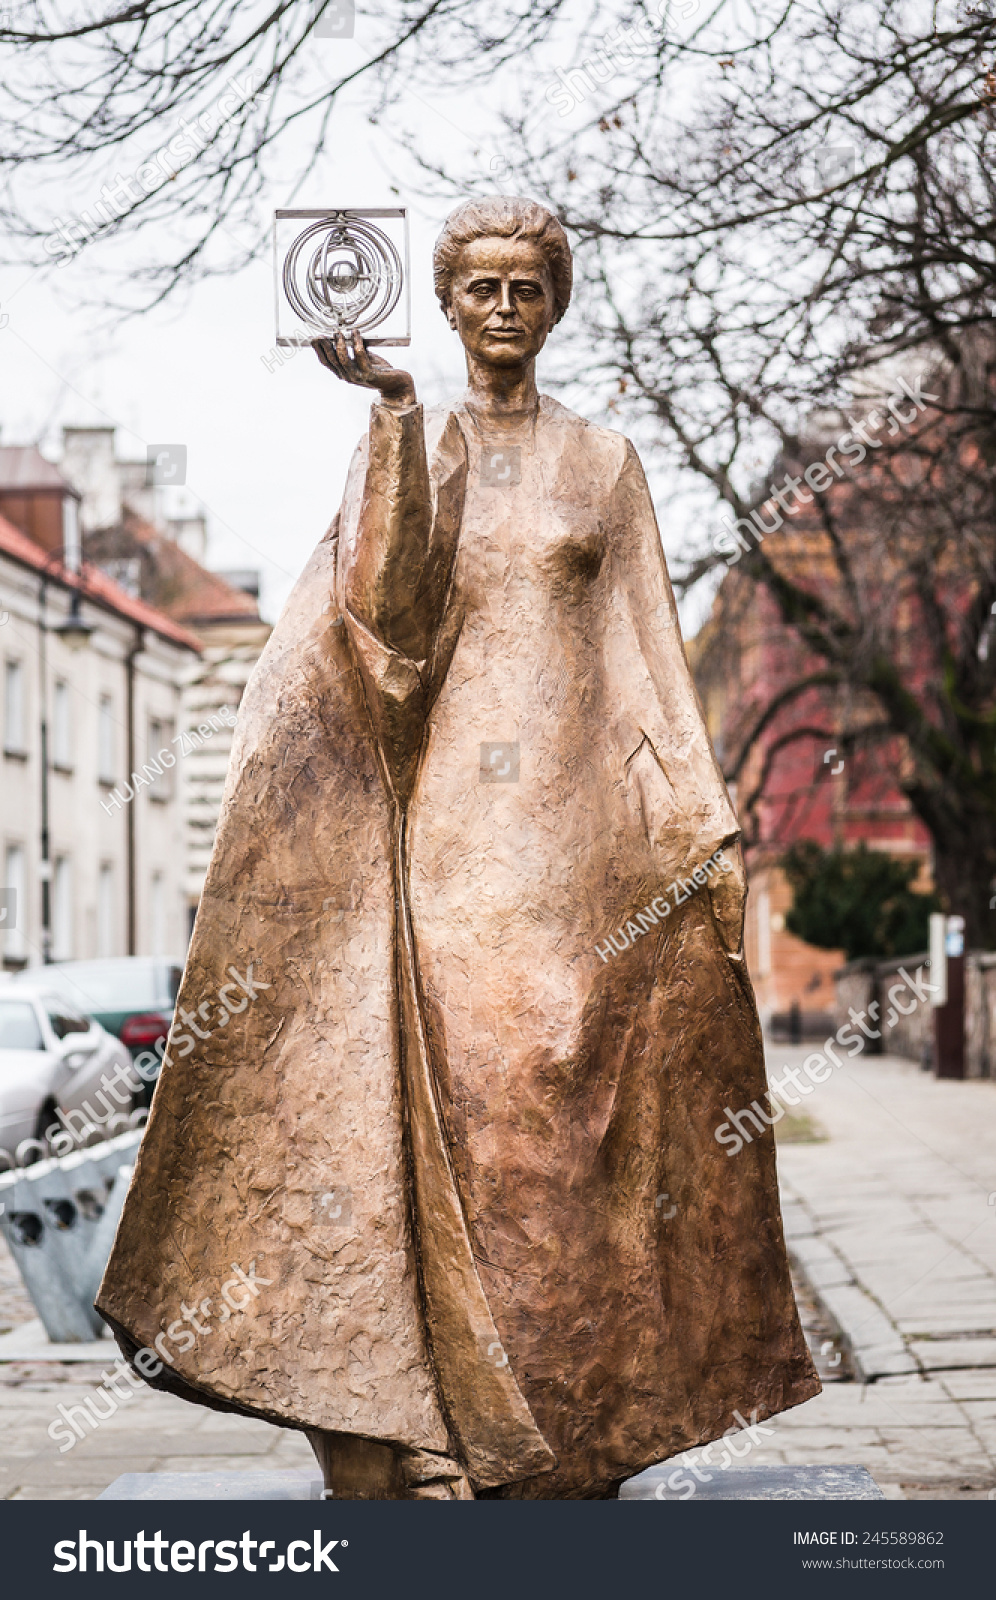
98, 393, 819, 1498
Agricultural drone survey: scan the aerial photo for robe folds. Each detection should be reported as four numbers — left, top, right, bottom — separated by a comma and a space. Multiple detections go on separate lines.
97, 393, 819, 1498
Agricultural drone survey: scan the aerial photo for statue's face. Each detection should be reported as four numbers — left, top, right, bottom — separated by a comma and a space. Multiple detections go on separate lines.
445, 236, 557, 367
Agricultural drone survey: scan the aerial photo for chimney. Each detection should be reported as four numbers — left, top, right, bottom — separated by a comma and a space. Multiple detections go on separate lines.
61, 493, 81, 573
215, 568, 261, 601
166, 513, 208, 564
0, 442, 82, 562
60, 426, 122, 531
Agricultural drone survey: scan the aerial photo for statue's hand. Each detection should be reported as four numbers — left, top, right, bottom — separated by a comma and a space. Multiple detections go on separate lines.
314, 330, 417, 408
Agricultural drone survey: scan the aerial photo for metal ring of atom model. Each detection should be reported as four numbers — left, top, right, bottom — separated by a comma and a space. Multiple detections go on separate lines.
282, 214, 404, 339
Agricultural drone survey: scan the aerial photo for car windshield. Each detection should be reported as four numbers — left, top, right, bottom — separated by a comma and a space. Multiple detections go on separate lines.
0, 1000, 45, 1051
42, 997, 90, 1039
24, 961, 179, 1012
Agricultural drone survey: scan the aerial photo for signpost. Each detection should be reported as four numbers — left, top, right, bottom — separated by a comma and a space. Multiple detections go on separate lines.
931, 912, 966, 1079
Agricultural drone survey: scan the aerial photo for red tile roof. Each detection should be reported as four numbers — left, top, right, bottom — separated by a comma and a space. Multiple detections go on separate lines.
120, 511, 260, 625
0, 510, 201, 652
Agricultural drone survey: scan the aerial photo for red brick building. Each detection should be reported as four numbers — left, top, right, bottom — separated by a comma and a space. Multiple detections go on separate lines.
689, 423, 934, 1023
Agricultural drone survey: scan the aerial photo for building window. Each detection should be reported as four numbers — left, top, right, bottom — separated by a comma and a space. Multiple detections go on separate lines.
97, 861, 115, 957
3, 843, 27, 963
148, 717, 174, 800
98, 694, 115, 785
52, 680, 73, 770
101, 558, 142, 598
4, 660, 26, 756
52, 855, 73, 960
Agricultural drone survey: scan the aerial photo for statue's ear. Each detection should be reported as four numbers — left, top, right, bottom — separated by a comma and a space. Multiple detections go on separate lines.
443, 299, 458, 331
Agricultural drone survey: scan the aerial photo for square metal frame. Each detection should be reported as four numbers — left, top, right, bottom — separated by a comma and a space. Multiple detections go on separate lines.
273, 207, 410, 348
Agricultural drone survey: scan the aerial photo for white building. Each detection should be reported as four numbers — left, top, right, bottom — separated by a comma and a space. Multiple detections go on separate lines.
54, 427, 271, 933
0, 455, 200, 969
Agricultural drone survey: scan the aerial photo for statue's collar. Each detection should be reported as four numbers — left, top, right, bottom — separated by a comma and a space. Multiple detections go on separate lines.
456, 393, 542, 436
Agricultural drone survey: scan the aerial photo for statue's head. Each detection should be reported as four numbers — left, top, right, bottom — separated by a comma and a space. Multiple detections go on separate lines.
433, 197, 573, 370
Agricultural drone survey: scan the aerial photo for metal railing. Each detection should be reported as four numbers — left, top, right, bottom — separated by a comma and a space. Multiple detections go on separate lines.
0, 1129, 142, 1342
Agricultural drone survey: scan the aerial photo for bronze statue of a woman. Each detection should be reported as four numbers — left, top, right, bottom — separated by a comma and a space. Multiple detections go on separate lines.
98, 198, 819, 1500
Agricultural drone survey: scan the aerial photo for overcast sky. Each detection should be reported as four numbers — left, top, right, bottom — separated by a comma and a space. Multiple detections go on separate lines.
0, 10, 714, 630
1, 91, 471, 619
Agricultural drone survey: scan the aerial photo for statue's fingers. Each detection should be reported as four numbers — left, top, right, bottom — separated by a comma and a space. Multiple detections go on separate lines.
335, 330, 363, 381
350, 331, 378, 380
315, 339, 349, 381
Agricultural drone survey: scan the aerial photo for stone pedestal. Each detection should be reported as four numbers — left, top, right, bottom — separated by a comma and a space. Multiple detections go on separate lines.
99, 1470, 323, 1501
99, 1464, 883, 1500
621, 1463, 884, 1500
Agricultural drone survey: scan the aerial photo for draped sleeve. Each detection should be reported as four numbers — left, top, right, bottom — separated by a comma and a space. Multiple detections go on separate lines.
337, 402, 467, 805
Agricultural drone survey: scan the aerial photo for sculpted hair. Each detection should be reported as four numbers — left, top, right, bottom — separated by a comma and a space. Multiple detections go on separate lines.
433, 197, 573, 324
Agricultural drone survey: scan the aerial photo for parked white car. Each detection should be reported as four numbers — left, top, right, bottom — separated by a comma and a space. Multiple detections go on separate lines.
0, 986, 139, 1167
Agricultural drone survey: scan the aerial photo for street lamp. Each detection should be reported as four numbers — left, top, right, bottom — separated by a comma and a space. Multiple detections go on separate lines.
54, 589, 94, 651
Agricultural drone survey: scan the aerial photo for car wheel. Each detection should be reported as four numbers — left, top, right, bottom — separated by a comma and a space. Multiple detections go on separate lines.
132, 1071, 156, 1111
33, 1099, 59, 1150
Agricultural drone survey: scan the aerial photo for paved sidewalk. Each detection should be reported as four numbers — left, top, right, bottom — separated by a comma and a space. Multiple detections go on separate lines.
0, 1378, 317, 1500
2, 1048, 994, 1499
748, 1046, 996, 1499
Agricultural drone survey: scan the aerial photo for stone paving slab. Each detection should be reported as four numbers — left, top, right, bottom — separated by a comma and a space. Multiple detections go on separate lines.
910, 1338, 996, 1371
100, 1469, 322, 1500
771, 1049, 996, 1494
14, 1455, 162, 1489
897, 1319, 996, 1338
784, 1221, 917, 1379
0, 1320, 114, 1362
776, 1050, 996, 1387
10, 1488, 95, 1500
0, 1371, 318, 1499
935, 1371, 996, 1400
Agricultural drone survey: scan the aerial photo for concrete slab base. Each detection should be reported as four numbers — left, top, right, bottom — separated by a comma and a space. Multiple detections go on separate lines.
99, 1464, 885, 1501
0, 1317, 113, 1362
98, 1470, 323, 1501
621, 1464, 885, 1500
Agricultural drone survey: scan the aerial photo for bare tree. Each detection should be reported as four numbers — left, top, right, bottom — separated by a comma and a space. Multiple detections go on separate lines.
691, 357, 996, 946
0, 0, 573, 305
420, 0, 996, 940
